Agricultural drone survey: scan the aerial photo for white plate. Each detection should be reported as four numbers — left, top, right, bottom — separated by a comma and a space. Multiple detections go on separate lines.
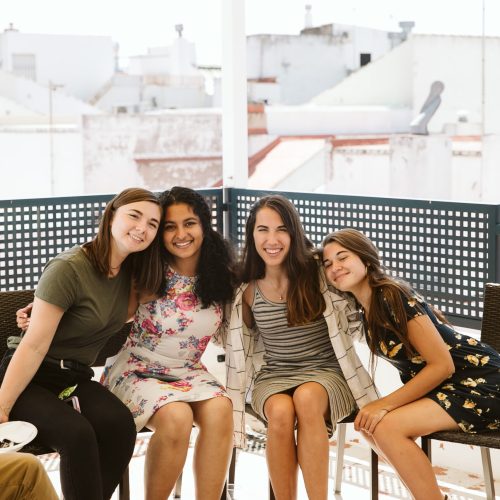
0, 421, 38, 453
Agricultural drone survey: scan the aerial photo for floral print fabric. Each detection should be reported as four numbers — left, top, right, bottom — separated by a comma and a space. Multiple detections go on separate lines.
101, 269, 227, 431
371, 291, 500, 433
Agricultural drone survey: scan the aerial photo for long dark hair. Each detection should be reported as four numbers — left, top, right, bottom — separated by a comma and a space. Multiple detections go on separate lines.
240, 195, 325, 326
159, 187, 236, 307
83, 187, 163, 294
322, 229, 447, 359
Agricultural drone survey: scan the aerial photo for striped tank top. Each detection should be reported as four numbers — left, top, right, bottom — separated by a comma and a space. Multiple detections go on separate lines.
252, 282, 340, 375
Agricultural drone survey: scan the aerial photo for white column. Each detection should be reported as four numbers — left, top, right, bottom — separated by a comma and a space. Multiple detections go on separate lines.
221, 0, 248, 187
481, 134, 500, 203
389, 135, 452, 200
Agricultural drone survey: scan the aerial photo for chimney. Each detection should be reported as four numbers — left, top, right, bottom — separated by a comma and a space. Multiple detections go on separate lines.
175, 24, 184, 38
399, 21, 415, 41
304, 5, 313, 29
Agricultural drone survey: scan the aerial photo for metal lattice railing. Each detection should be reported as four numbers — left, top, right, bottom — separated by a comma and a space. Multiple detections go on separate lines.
0, 189, 223, 292
228, 188, 500, 329
1, 188, 499, 329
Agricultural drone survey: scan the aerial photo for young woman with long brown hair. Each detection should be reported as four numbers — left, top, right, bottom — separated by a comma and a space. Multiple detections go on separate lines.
322, 228, 500, 500
0, 188, 163, 500
225, 195, 378, 500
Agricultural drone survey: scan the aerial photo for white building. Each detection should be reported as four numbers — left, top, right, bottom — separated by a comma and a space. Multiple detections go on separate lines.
312, 34, 500, 135
93, 27, 209, 112
246, 21, 412, 105
0, 24, 115, 102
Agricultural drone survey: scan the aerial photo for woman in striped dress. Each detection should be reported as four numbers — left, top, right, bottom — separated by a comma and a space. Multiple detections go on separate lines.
236, 195, 374, 500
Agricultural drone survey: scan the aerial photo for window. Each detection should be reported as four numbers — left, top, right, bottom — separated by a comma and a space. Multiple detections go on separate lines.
11, 53, 37, 81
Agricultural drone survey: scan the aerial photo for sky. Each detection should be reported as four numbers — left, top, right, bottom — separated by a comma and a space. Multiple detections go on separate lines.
1, 0, 499, 66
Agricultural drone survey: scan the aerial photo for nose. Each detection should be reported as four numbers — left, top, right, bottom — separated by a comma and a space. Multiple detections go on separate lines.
175, 226, 187, 239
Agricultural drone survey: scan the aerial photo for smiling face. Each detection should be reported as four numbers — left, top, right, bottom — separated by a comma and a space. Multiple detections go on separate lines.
110, 201, 161, 258
253, 207, 291, 269
322, 241, 368, 294
163, 202, 204, 273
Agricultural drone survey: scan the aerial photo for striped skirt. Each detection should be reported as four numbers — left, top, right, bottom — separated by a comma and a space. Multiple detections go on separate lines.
251, 367, 356, 436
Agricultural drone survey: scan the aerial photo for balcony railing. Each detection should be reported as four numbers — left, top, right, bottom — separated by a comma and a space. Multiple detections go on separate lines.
1, 188, 499, 329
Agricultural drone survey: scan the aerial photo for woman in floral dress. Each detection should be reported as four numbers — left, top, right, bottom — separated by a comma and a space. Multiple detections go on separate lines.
322, 228, 500, 500
102, 187, 237, 500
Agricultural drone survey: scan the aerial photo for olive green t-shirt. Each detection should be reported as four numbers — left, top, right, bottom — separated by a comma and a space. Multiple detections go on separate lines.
35, 246, 131, 365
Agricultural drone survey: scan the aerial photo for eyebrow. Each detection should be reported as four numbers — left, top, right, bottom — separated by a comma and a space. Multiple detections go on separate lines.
129, 209, 160, 225
164, 217, 199, 224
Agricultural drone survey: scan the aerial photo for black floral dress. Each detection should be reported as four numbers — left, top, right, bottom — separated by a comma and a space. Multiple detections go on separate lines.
367, 291, 500, 433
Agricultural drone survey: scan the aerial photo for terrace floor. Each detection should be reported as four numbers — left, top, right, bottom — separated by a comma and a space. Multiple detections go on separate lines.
41, 333, 499, 499
40, 430, 499, 499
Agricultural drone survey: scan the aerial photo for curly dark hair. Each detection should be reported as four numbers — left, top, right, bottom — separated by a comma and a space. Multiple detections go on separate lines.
159, 186, 237, 307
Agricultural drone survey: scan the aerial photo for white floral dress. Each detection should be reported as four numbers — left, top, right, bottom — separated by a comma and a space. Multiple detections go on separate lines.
101, 268, 228, 431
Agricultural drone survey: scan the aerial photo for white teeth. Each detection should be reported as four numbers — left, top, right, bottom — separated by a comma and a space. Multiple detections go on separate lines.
130, 234, 143, 242
265, 248, 281, 255
174, 241, 192, 248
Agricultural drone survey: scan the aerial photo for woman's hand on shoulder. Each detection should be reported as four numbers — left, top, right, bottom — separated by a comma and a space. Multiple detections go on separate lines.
16, 302, 33, 331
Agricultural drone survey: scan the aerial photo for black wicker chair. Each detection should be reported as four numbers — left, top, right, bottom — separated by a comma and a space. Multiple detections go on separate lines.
420, 282, 500, 500
0, 289, 132, 499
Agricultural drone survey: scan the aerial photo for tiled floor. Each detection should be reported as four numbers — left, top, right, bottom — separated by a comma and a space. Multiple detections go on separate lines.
41, 430, 499, 499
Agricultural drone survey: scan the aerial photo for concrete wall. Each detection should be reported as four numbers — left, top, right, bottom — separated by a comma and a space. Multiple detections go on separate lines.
265, 105, 412, 136
82, 111, 222, 193
0, 126, 83, 198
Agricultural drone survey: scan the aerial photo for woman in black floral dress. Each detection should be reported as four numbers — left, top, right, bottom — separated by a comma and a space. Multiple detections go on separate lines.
321, 228, 500, 500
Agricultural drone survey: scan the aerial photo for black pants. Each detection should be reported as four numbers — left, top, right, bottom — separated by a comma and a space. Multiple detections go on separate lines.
9, 362, 136, 500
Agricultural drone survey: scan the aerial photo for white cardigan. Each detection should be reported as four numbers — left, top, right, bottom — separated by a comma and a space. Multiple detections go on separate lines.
221, 268, 380, 448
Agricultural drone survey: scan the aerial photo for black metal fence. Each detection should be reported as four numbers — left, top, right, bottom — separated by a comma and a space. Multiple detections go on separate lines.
1, 188, 499, 329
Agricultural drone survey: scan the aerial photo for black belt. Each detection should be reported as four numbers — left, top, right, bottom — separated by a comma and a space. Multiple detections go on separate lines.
43, 357, 93, 376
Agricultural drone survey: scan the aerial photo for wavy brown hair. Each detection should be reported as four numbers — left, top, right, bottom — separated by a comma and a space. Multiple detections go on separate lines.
83, 187, 163, 294
240, 195, 325, 326
322, 228, 447, 360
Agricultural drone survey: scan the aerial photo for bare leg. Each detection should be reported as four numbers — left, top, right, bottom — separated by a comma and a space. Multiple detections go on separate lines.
371, 398, 458, 500
144, 402, 193, 500
264, 393, 298, 500
191, 397, 233, 500
293, 382, 330, 500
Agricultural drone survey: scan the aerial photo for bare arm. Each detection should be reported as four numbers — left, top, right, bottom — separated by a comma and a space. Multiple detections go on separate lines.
0, 297, 64, 422
355, 314, 455, 433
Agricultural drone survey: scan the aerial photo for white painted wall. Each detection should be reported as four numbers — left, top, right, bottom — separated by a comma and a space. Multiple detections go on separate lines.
0, 31, 114, 102
265, 105, 412, 135
412, 35, 500, 134
247, 25, 396, 105
312, 40, 413, 107
0, 69, 101, 124
323, 136, 498, 203
0, 126, 83, 198
312, 35, 500, 135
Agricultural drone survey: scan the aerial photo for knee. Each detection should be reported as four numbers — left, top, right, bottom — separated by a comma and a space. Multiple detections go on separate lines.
198, 398, 233, 437
371, 414, 400, 447
265, 401, 295, 434
151, 404, 193, 444
293, 385, 327, 421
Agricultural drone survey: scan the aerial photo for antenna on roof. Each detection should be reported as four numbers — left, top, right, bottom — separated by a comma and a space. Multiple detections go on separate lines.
304, 5, 313, 29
